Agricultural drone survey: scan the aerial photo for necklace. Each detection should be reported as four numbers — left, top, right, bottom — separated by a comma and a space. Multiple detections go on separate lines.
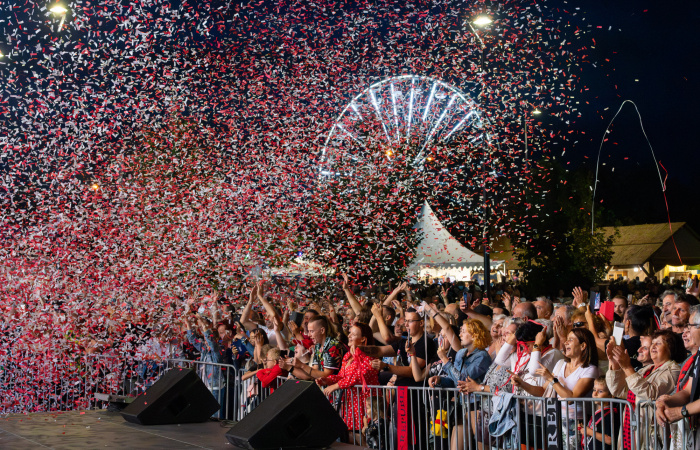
566, 360, 583, 377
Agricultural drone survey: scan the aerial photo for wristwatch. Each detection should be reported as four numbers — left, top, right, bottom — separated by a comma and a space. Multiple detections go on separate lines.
551, 377, 559, 387
682, 405, 690, 418
480, 384, 486, 392
533, 344, 541, 351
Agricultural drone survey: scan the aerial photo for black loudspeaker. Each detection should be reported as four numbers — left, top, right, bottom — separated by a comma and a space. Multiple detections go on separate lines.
225, 380, 348, 449
121, 368, 220, 425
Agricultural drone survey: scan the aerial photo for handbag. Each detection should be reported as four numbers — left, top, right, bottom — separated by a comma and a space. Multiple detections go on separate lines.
331, 389, 345, 413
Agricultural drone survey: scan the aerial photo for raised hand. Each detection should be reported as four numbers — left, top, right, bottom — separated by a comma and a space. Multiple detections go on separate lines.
611, 344, 632, 370
249, 284, 258, 302
405, 339, 415, 357
534, 361, 554, 383
534, 329, 547, 347
572, 287, 585, 307
502, 292, 512, 310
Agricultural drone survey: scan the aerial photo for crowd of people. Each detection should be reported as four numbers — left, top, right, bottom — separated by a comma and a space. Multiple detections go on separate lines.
4, 273, 700, 449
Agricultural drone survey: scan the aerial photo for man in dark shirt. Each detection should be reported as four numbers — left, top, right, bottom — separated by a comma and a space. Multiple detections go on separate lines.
359, 308, 437, 386
359, 307, 437, 450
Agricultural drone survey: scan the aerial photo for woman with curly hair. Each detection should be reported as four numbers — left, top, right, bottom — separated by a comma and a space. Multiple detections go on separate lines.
427, 319, 492, 388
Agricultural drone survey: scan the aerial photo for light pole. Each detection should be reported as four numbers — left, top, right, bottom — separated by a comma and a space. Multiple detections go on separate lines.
466, 14, 494, 300
523, 106, 541, 281
467, 16, 542, 297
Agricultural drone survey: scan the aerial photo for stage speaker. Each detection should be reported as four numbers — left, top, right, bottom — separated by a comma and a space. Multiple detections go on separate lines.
225, 380, 348, 449
121, 368, 219, 425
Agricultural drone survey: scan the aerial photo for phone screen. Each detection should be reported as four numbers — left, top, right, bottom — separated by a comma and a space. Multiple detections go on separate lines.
593, 292, 601, 310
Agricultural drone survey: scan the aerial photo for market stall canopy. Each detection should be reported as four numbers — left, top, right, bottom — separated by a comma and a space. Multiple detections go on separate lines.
407, 201, 502, 273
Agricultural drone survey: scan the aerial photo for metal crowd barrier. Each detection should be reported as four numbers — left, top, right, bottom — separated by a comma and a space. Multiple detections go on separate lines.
295, 384, 637, 450
1, 352, 697, 450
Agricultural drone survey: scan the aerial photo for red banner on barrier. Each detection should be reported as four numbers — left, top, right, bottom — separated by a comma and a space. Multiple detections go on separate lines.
397, 386, 410, 450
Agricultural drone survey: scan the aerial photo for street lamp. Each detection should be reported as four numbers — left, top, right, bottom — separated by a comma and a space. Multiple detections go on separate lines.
473, 15, 493, 27
49, 3, 68, 31
465, 15, 492, 72
49, 4, 68, 14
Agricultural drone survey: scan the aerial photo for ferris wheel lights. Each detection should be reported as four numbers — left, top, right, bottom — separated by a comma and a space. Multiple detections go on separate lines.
473, 15, 493, 27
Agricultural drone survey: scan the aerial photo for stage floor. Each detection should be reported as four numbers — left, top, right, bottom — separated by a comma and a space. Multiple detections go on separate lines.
0, 410, 367, 449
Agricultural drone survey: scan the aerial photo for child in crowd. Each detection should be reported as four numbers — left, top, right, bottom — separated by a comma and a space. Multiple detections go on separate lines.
362, 396, 388, 449
579, 377, 621, 450
242, 346, 286, 411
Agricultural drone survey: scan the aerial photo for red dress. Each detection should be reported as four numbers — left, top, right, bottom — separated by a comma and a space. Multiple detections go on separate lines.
323, 349, 379, 431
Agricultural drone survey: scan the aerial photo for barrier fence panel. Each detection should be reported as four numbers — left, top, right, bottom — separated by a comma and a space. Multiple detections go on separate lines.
2, 351, 698, 449
638, 400, 690, 450
280, 383, 640, 450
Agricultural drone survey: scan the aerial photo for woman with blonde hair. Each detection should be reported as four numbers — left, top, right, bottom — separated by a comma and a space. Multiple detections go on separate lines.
427, 319, 492, 450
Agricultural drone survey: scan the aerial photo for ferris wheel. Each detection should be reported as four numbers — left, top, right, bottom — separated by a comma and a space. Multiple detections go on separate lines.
319, 75, 491, 178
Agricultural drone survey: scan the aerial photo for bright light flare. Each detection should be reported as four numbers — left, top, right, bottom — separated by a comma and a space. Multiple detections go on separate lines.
90, 184, 99, 191
50, 4, 68, 15
473, 15, 492, 27
532, 108, 542, 115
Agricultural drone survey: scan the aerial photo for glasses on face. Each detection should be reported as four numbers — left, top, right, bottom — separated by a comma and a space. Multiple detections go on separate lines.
572, 322, 586, 328
688, 323, 700, 329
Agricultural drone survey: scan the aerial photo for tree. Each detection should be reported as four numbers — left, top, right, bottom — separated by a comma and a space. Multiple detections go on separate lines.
512, 159, 618, 297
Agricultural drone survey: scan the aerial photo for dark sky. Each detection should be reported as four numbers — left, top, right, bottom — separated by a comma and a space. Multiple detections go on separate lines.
557, 0, 700, 228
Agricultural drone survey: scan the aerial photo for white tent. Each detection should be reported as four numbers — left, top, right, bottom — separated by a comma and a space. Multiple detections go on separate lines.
407, 201, 503, 281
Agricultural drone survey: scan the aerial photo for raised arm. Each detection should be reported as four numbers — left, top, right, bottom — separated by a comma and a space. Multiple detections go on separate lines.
459, 298, 492, 329
256, 281, 283, 329
240, 285, 259, 332
371, 303, 394, 344
426, 304, 461, 351
383, 282, 407, 306
341, 273, 363, 315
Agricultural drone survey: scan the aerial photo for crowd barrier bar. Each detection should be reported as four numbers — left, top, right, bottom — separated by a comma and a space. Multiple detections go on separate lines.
1, 352, 696, 450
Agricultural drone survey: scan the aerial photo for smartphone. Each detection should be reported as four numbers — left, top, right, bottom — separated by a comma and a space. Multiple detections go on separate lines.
279, 349, 289, 358
613, 321, 625, 346
290, 311, 304, 328
593, 292, 601, 311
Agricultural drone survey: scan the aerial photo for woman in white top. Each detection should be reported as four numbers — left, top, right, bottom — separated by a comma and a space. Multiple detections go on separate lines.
533, 327, 599, 448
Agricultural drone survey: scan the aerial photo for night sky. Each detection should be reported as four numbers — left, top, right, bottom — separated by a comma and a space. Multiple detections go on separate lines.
1, 0, 699, 297
556, 0, 700, 228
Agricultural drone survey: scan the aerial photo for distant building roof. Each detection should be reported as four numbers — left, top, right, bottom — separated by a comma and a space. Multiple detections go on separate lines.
489, 222, 700, 272
600, 222, 700, 269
